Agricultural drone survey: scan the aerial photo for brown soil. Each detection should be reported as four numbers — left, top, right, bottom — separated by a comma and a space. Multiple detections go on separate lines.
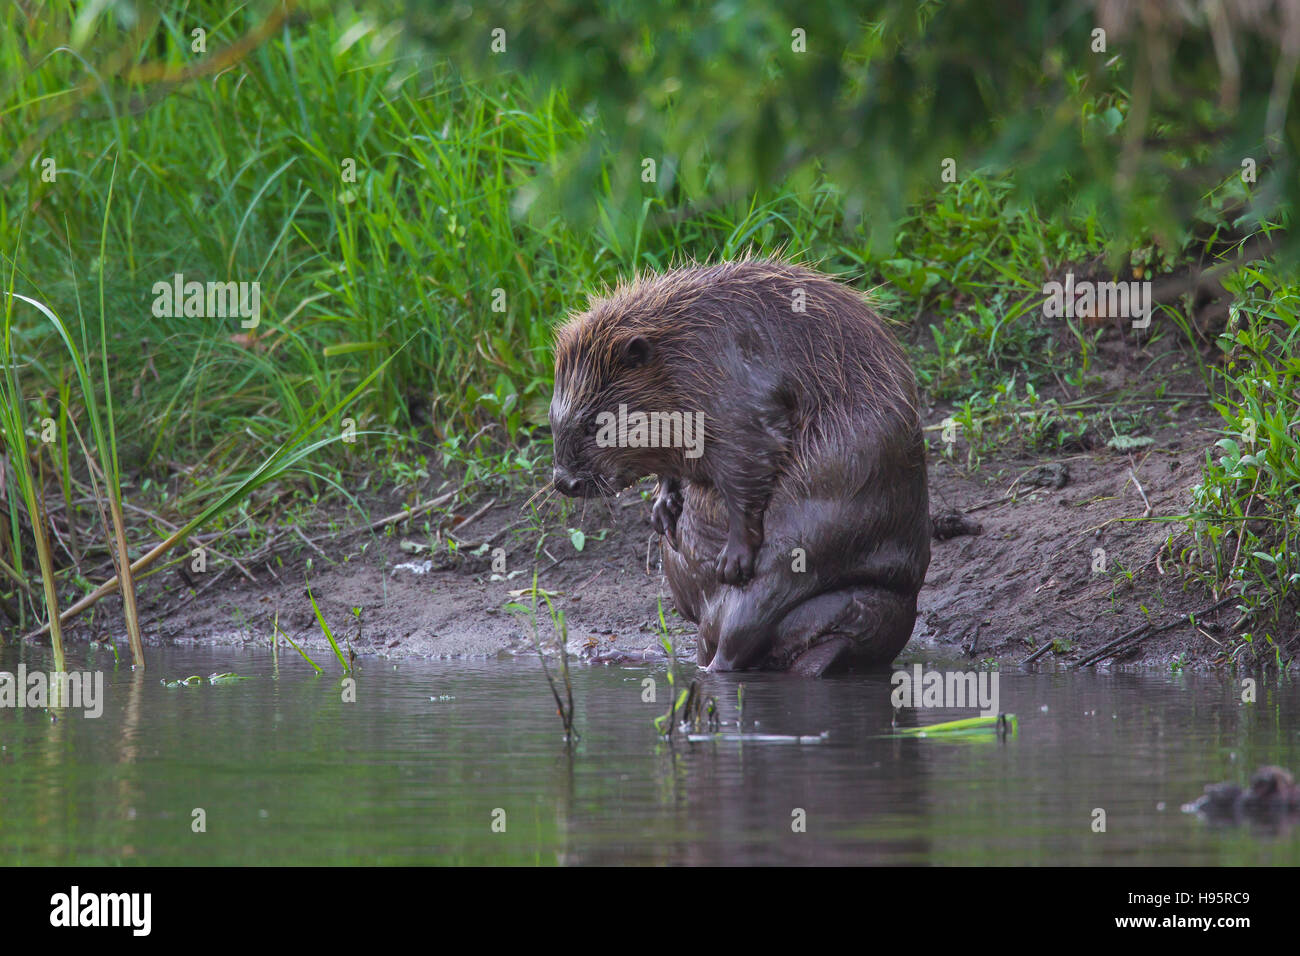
117, 416, 1235, 671
921, 416, 1228, 666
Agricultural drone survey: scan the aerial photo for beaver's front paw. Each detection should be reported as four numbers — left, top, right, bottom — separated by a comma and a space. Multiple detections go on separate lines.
715, 537, 757, 585
651, 482, 683, 548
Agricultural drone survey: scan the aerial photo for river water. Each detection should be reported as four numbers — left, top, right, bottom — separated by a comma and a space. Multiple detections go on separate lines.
1, 644, 1297, 865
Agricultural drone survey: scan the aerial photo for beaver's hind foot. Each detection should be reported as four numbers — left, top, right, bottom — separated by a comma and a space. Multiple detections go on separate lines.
702, 583, 918, 675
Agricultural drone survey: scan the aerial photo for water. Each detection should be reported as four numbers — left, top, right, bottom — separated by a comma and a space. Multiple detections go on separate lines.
1, 644, 1297, 865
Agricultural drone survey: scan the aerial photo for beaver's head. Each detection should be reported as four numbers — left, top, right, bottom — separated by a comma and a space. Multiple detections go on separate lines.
549, 301, 686, 498
1243, 766, 1297, 807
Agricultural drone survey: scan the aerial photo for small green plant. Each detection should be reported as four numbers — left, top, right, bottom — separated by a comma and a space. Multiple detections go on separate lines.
652, 597, 690, 738
306, 579, 351, 675
505, 572, 578, 741
274, 612, 322, 675
1108, 562, 1136, 592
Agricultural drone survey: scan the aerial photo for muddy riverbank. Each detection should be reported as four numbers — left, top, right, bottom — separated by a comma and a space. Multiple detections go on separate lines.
29, 310, 1287, 673
64, 399, 1263, 672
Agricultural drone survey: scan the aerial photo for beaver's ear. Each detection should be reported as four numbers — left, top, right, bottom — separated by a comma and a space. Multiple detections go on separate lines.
618, 336, 653, 369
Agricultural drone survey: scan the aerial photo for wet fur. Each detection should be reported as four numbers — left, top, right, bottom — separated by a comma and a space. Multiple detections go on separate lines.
550, 257, 930, 674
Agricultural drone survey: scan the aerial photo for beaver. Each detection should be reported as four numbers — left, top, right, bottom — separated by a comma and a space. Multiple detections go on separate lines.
549, 258, 930, 675
1184, 766, 1300, 819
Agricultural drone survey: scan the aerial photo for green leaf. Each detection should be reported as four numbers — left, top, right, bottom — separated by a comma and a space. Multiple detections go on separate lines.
307, 580, 351, 673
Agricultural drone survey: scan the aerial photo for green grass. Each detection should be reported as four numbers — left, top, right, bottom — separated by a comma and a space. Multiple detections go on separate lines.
1, 7, 883, 460
1, 286, 67, 670
306, 578, 351, 673
1178, 260, 1300, 657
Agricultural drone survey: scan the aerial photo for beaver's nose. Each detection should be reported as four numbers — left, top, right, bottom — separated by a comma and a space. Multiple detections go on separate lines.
553, 468, 583, 496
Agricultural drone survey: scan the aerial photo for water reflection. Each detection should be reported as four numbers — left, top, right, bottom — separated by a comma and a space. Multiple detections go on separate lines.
0, 644, 1296, 865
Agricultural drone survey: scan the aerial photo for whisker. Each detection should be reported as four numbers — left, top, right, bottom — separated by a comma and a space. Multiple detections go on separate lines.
594, 476, 620, 523
534, 487, 559, 514
522, 481, 554, 511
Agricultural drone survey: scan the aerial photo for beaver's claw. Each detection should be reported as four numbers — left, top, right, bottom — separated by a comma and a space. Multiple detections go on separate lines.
715, 536, 757, 585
